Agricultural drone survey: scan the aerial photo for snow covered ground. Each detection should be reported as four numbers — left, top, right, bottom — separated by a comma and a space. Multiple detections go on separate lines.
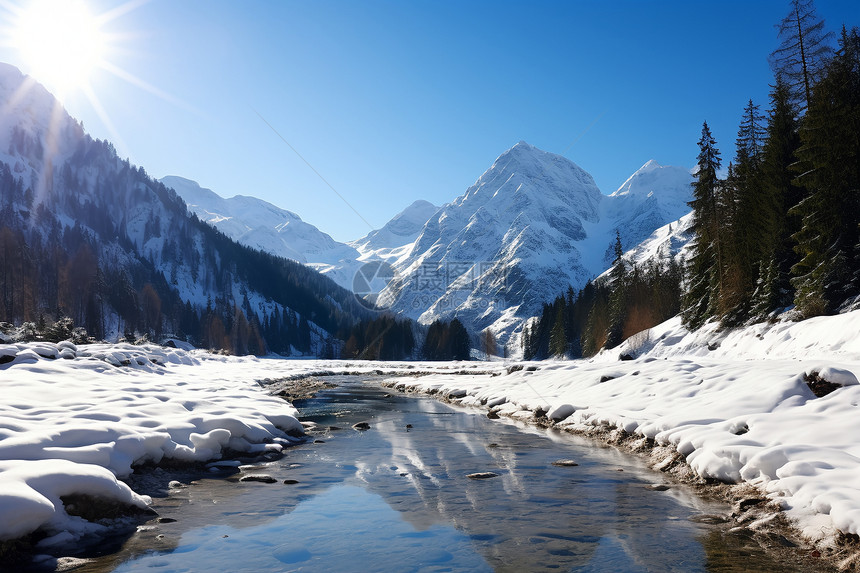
0, 343, 311, 547
3, 310, 860, 559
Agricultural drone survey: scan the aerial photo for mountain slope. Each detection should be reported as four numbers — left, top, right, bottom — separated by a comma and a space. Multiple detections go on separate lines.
162, 175, 360, 266
0, 63, 369, 353
374, 144, 693, 346
350, 199, 439, 255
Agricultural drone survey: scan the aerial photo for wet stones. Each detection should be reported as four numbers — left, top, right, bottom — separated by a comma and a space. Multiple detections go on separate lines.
645, 484, 670, 491
239, 475, 278, 484
352, 422, 371, 431
551, 459, 579, 467
467, 472, 500, 479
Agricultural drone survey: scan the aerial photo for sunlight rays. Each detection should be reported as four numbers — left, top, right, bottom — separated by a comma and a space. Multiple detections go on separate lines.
0, 0, 198, 185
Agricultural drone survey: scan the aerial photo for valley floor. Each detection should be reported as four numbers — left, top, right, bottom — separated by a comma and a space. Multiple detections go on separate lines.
2, 309, 860, 569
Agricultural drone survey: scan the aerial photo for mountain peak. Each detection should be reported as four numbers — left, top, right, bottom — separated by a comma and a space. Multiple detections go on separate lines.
639, 159, 662, 172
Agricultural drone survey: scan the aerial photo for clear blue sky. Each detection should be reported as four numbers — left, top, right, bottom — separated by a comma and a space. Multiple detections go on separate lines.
1, 0, 858, 241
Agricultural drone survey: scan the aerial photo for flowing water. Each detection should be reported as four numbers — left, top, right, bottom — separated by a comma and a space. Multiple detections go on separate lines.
66, 377, 808, 572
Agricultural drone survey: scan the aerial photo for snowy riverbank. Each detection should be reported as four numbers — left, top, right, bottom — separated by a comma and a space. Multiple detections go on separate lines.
3, 309, 860, 566
383, 312, 860, 556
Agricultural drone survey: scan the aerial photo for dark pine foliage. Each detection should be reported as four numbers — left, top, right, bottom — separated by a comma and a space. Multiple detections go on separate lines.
0, 129, 375, 354
340, 315, 415, 360
422, 318, 471, 361
523, 254, 683, 360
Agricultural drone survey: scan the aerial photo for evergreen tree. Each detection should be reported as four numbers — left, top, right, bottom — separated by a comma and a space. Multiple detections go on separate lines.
682, 122, 723, 329
759, 75, 803, 313
548, 304, 567, 357
449, 318, 471, 361
791, 27, 860, 316
722, 100, 769, 324
770, 0, 834, 111
606, 231, 628, 347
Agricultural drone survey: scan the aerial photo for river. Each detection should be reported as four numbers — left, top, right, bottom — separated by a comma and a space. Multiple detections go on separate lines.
66, 376, 807, 572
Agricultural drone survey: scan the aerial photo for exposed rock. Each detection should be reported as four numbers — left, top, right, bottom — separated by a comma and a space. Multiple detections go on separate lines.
352, 422, 371, 430
486, 411, 500, 420
283, 479, 300, 485
645, 484, 670, 491
689, 513, 730, 525
805, 371, 843, 398
467, 472, 500, 479
551, 459, 579, 467
239, 475, 278, 484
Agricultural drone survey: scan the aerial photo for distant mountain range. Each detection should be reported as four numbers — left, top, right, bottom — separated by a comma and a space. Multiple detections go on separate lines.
165, 142, 694, 347
0, 60, 696, 354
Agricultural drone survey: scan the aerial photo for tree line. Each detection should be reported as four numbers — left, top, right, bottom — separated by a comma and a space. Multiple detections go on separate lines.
524, 0, 858, 358
684, 1, 859, 328
522, 235, 683, 359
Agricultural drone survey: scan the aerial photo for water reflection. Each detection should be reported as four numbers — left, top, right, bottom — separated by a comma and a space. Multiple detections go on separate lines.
75, 378, 805, 572
112, 485, 491, 572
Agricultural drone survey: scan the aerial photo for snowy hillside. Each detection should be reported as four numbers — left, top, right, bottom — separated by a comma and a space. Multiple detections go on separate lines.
350, 199, 439, 256
372, 143, 693, 346
161, 176, 360, 276
0, 63, 368, 352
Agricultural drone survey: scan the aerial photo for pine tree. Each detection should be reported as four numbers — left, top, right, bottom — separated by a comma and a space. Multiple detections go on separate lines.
770, 0, 834, 112
758, 75, 803, 312
791, 27, 860, 316
682, 122, 723, 329
722, 100, 769, 324
606, 231, 628, 347
549, 304, 567, 357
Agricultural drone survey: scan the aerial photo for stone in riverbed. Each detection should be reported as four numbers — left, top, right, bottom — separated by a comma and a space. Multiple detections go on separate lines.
551, 459, 579, 467
239, 475, 278, 484
486, 411, 500, 420
467, 472, 500, 479
645, 484, 670, 491
283, 479, 300, 485
352, 422, 371, 430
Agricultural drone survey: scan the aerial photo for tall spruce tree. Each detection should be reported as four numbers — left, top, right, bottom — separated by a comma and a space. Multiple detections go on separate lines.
682, 122, 723, 329
758, 75, 803, 314
722, 100, 769, 324
606, 231, 628, 347
549, 304, 567, 357
770, 0, 834, 111
791, 27, 860, 316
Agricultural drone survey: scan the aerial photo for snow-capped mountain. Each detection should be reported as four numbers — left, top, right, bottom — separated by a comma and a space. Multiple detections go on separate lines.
372, 143, 693, 345
601, 159, 695, 264
0, 62, 368, 352
350, 199, 439, 256
161, 175, 361, 287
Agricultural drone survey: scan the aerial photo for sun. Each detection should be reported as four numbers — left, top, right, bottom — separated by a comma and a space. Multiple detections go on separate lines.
12, 0, 105, 97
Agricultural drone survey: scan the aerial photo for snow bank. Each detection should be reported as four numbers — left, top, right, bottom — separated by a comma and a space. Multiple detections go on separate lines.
384, 309, 860, 543
0, 342, 305, 542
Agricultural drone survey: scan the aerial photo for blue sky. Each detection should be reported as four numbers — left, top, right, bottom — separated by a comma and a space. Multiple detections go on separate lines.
1, 0, 858, 241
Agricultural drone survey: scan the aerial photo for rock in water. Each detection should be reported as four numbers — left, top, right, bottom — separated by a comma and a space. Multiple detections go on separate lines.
352, 422, 371, 430
239, 475, 278, 484
467, 472, 500, 479
551, 459, 579, 467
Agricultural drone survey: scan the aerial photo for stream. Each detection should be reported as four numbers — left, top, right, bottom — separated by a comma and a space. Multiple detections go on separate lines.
66, 376, 806, 572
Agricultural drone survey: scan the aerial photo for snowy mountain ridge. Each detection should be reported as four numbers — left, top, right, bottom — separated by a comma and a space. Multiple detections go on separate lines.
163, 140, 694, 349
374, 143, 695, 346
0, 63, 368, 352
161, 175, 360, 269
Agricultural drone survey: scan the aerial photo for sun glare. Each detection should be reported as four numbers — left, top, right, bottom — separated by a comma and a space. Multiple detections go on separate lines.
13, 0, 105, 97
